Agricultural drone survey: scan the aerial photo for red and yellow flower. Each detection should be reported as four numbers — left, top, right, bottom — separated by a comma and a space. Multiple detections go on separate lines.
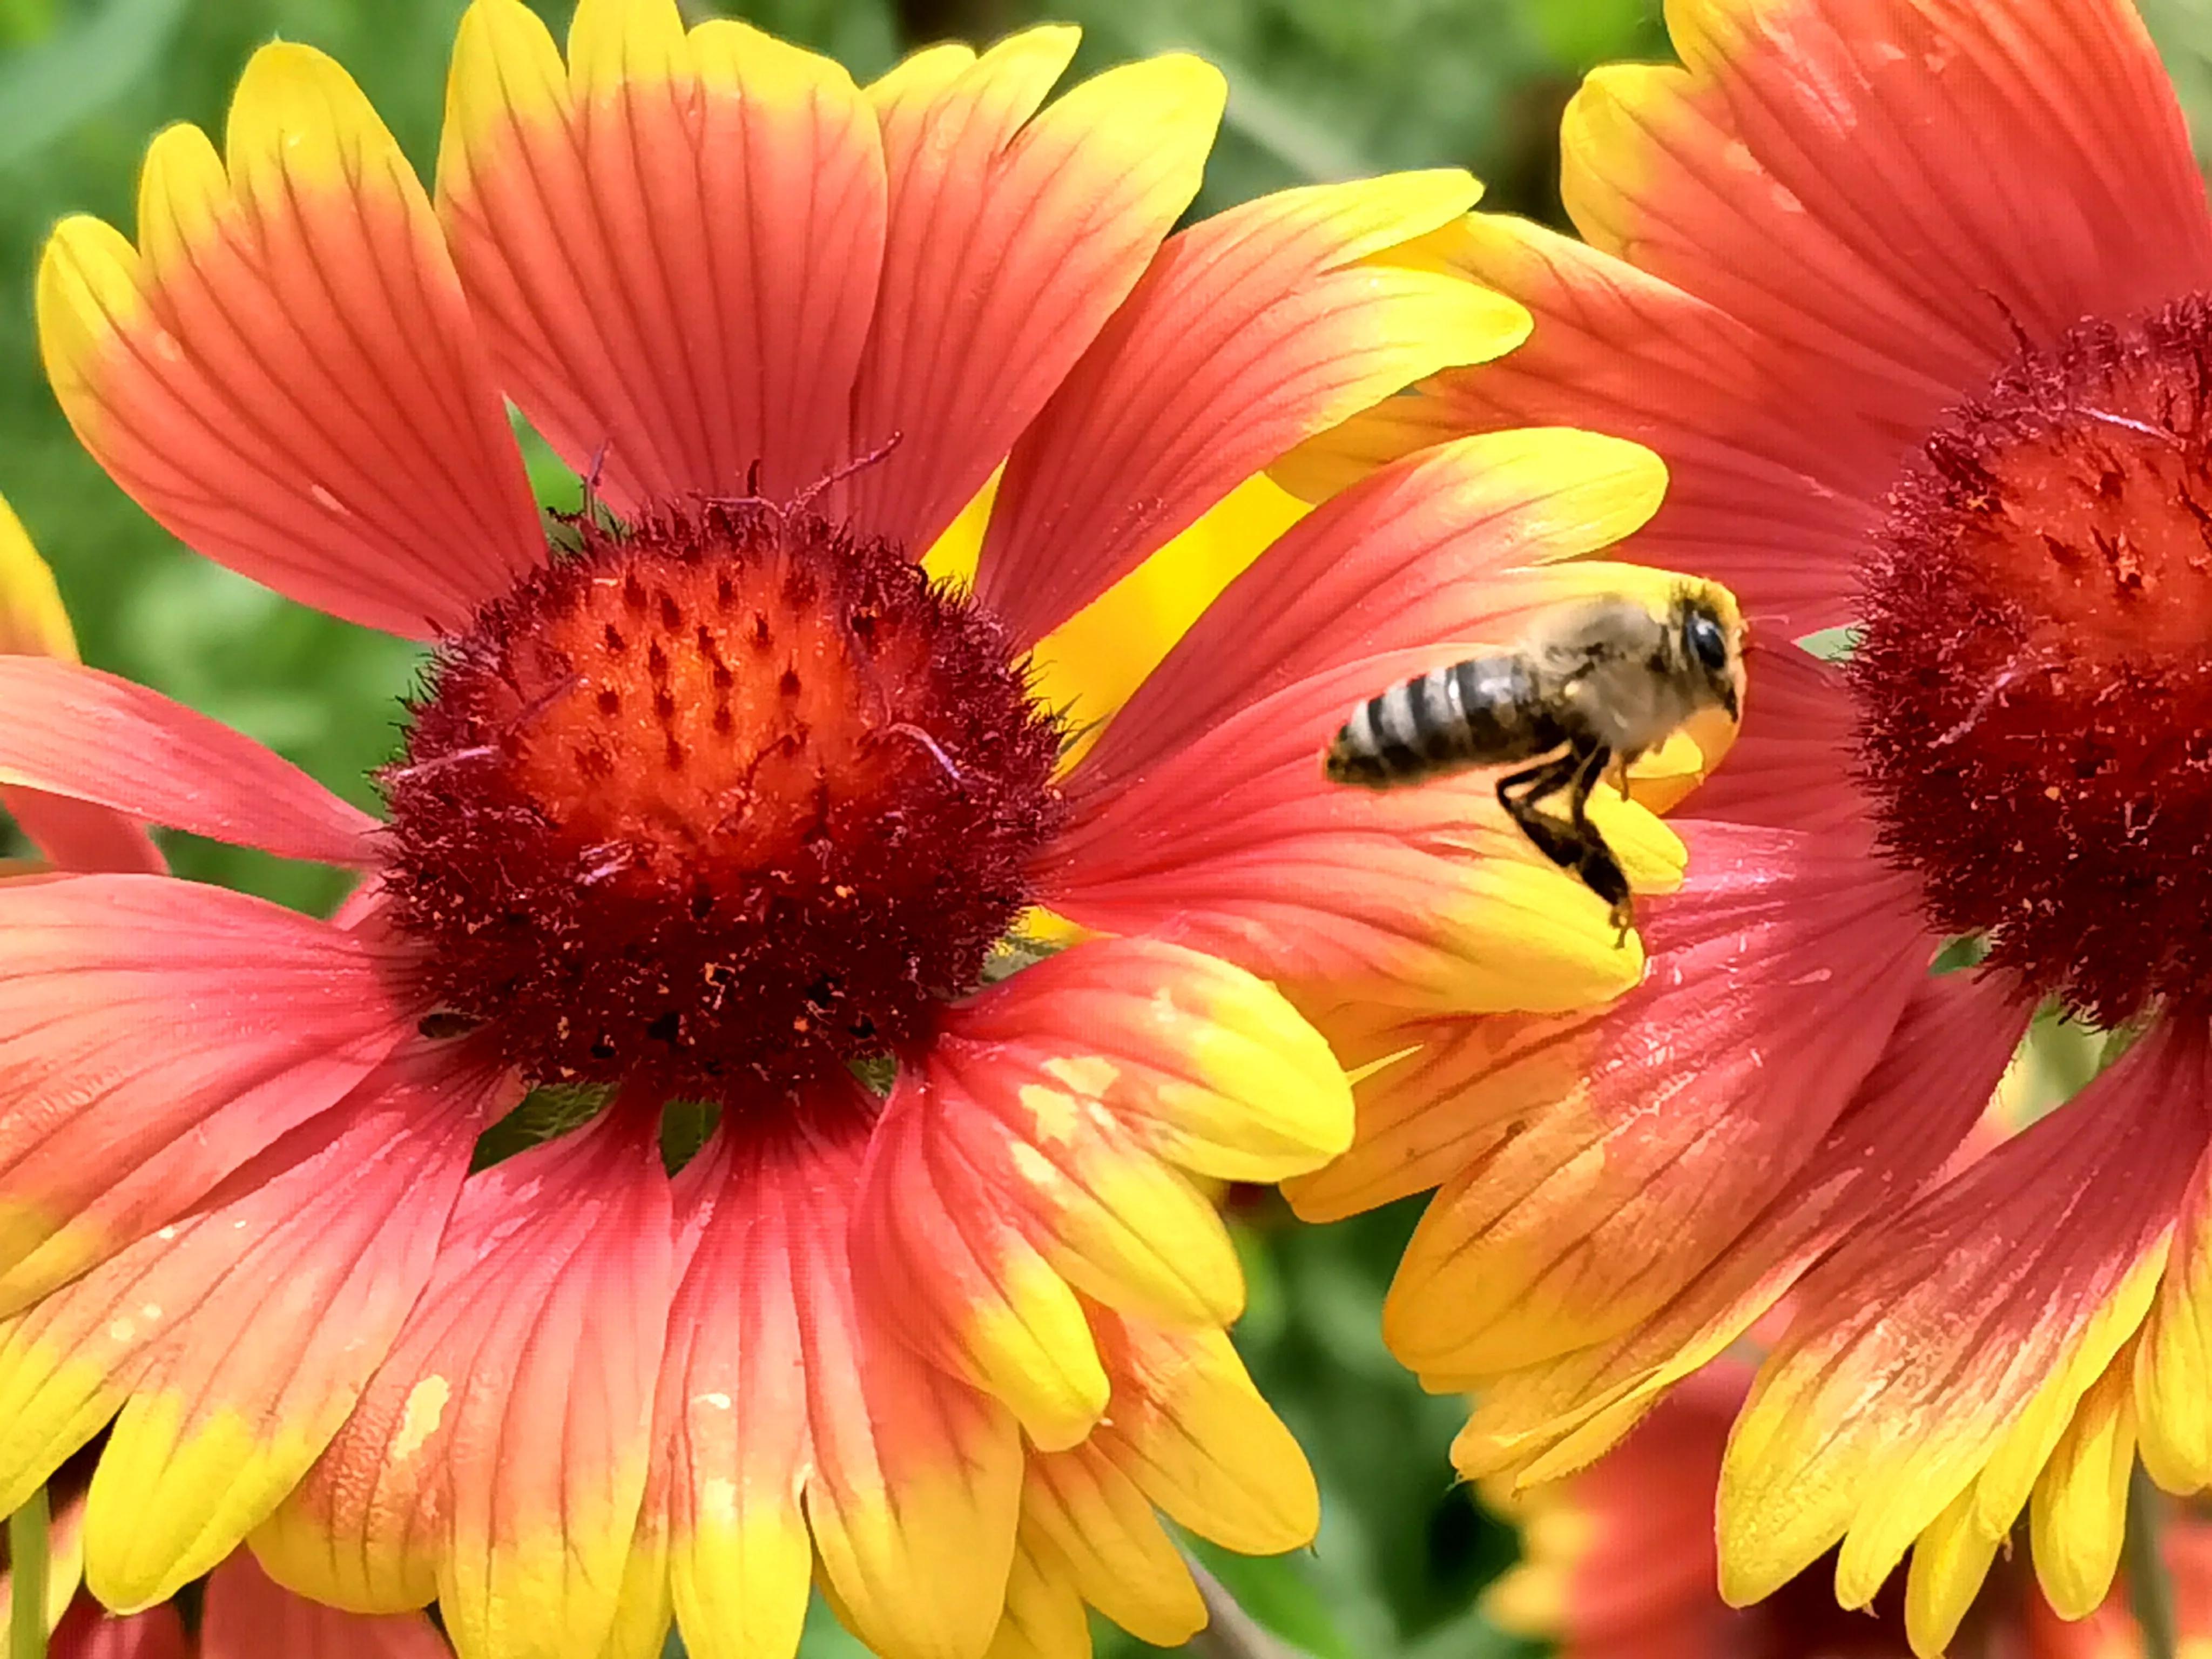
1485, 1360, 2212, 1659
0, 2, 1699, 1655
1282, 0, 2212, 1650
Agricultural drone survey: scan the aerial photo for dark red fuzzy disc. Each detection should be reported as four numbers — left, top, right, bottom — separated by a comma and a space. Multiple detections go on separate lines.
380, 502, 1062, 1096
1853, 297, 2212, 1023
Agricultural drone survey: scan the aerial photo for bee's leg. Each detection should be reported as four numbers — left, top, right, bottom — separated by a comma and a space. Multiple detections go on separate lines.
1563, 744, 1635, 945
1613, 746, 1640, 799
1564, 744, 1612, 838
1495, 753, 1585, 871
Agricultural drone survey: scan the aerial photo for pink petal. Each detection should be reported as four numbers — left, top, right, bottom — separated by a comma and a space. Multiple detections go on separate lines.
203, 1548, 449, 1659
37, 47, 542, 638
1, 790, 163, 876
0, 875, 409, 1317
437, 0, 888, 510
49, 1600, 187, 1659
0, 657, 379, 866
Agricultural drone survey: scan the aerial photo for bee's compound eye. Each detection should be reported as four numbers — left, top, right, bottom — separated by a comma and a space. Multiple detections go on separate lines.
1686, 610, 1729, 672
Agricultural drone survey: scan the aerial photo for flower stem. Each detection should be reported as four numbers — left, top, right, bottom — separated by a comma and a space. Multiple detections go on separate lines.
1181, 1554, 1307, 1659
6, 1486, 49, 1659
2127, 1460, 2177, 1659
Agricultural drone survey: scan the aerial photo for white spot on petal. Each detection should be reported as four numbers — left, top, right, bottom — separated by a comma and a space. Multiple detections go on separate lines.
391, 1374, 450, 1463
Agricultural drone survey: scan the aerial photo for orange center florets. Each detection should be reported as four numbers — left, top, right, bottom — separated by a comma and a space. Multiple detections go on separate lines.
381, 502, 1062, 1096
1853, 298, 2212, 1023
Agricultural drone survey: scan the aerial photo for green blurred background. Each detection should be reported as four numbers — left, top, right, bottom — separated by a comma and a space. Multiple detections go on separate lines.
4, 1, 2212, 1654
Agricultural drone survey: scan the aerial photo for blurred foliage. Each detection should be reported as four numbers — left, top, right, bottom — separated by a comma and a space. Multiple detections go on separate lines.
10, 0, 2212, 1656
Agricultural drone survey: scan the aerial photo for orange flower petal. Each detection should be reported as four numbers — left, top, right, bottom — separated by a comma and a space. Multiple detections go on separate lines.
1448, 962, 2027, 1485
1019, 1444, 1205, 1648
438, 0, 886, 510
852, 939, 1347, 1449
37, 45, 541, 638
255, 1110, 674, 1659
844, 33, 1224, 553
0, 657, 377, 866
1371, 822, 1931, 1384
976, 168, 1519, 645
26, 1054, 495, 1611
0, 877, 408, 1321
1719, 1015, 2212, 1610
653, 1107, 830, 1659
1281, 214, 1881, 636
1617, 0, 2212, 366
1089, 1313, 1317, 1557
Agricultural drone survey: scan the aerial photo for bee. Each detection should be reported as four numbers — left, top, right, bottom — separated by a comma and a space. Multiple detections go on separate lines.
1323, 585, 1746, 940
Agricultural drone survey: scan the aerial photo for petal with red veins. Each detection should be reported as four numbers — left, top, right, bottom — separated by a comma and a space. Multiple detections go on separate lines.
253, 1107, 673, 1659
201, 1547, 450, 1659
0, 658, 378, 866
2, 793, 165, 878
1368, 822, 1931, 1384
0, 495, 160, 874
653, 1111, 822, 1659
981, 1536, 1089, 1659
1019, 1445, 1204, 1648
791, 1114, 1025, 1659
437, 0, 886, 509
1449, 960, 2028, 1485
0, 875, 409, 1316
36, 45, 541, 638
1633, 0, 2212, 369
1041, 431, 1684, 1010
1720, 1014, 2212, 1610
852, 939, 1347, 1448
842, 34, 1225, 554
0, 1053, 497, 1611
976, 170, 1520, 646
1089, 1313, 1317, 1557
658, 1087, 1026, 1659
1280, 214, 1885, 636
1064, 429, 1665, 798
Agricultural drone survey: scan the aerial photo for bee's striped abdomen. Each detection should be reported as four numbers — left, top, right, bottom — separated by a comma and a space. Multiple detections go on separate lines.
1324, 654, 1568, 788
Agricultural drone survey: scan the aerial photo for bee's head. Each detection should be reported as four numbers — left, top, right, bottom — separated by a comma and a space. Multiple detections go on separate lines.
1674, 584, 1747, 723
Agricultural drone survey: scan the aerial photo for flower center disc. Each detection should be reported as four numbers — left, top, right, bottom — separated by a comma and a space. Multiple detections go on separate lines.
382, 503, 1062, 1094
1853, 297, 2212, 1022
